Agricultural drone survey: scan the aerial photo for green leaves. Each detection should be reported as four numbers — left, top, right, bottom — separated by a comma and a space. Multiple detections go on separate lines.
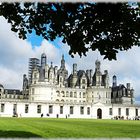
0, 2, 140, 60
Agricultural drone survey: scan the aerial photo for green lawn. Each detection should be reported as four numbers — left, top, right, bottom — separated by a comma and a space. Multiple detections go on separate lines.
0, 118, 140, 138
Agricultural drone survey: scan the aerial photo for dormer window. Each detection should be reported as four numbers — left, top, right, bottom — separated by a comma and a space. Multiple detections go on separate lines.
82, 79, 86, 84
82, 86, 85, 89
34, 73, 37, 78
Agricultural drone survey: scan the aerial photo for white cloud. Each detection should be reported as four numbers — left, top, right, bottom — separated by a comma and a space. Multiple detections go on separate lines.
0, 16, 65, 89
0, 15, 140, 103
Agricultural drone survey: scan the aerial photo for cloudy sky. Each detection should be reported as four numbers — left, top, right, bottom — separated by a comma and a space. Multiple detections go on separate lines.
0, 15, 140, 103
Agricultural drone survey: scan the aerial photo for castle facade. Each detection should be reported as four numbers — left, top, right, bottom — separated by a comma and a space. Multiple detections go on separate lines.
0, 53, 139, 119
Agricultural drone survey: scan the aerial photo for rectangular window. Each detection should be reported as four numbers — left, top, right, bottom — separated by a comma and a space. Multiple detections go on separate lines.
82, 79, 85, 84
37, 105, 41, 113
1, 104, 5, 112
106, 92, 108, 98
80, 106, 84, 115
87, 107, 90, 115
60, 106, 63, 114
70, 92, 73, 97
25, 104, 29, 113
118, 108, 121, 116
109, 108, 112, 115
136, 109, 138, 116
83, 93, 86, 98
79, 92, 81, 98
126, 108, 129, 116
13, 104, 17, 114
70, 106, 74, 114
74, 92, 77, 98
66, 92, 69, 97
32, 88, 35, 95
49, 105, 53, 114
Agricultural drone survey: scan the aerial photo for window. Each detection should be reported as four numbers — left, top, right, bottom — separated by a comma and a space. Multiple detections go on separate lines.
61, 91, 65, 97
70, 106, 74, 114
136, 109, 138, 116
109, 108, 112, 115
66, 92, 69, 97
82, 79, 85, 84
79, 92, 81, 98
80, 106, 84, 115
106, 92, 108, 98
60, 77, 62, 82
49, 105, 53, 114
9, 95, 12, 98
126, 108, 129, 116
83, 92, 86, 98
37, 105, 41, 113
118, 108, 121, 116
1, 104, 5, 112
50, 74, 52, 79
74, 92, 77, 98
13, 104, 17, 115
34, 73, 37, 78
25, 104, 29, 113
60, 106, 63, 114
32, 88, 35, 95
70, 92, 73, 97
82, 86, 85, 89
87, 107, 90, 115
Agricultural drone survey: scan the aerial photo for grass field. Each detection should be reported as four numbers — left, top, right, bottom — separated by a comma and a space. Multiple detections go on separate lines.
0, 118, 140, 138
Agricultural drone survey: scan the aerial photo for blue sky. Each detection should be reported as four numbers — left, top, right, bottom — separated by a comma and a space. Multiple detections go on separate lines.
27, 30, 43, 47
1, 15, 140, 103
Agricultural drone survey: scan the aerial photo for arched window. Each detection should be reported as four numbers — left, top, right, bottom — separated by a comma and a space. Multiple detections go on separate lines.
66, 91, 69, 97
56, 91, 60, 97
61, 99, 64, 102
61, 91, 65, 97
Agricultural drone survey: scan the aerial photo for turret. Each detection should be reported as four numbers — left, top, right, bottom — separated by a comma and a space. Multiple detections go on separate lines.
112, 75, 117, 87
71, 63, 78, 87
23, 74, 28, 90
60, 54, 65, 69
104, 70, 109, 88
41, 53, 46, 69
73, 63, 77, 75
48, 62, 54, 83
95, 59, 101, 72
95, 60, 102, 86
126, 83, 130, 90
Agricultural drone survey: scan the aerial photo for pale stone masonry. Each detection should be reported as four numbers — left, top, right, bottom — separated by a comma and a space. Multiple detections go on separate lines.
0, 53, 139, 119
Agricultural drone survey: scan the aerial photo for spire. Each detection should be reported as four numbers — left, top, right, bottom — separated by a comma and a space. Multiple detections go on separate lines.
95, 59, 101, 72
61, 54, 65, 69
51, 62, 53, 67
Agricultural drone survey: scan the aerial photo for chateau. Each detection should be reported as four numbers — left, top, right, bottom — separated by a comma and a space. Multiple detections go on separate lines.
0, 53, 139, 119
